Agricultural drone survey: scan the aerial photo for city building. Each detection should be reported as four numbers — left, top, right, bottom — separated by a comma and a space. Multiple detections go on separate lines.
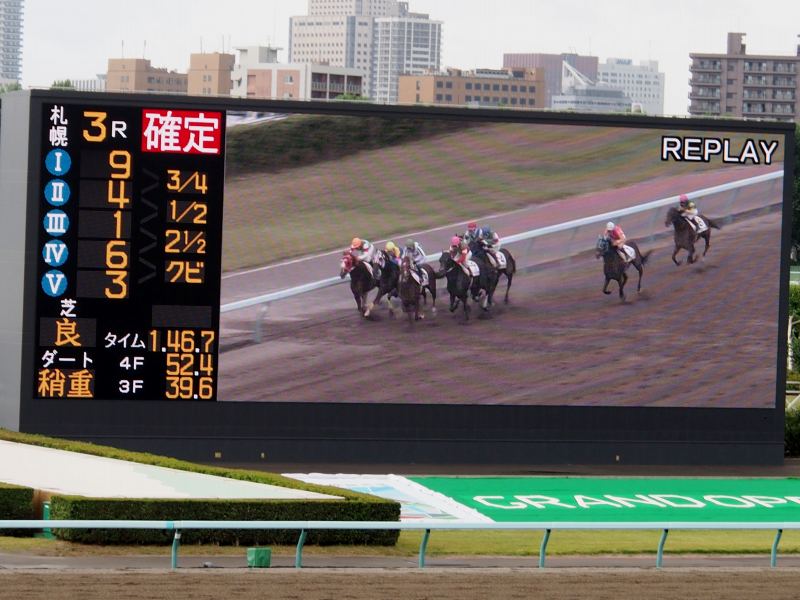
288, 0, 440, 100
597, 58, 665, 115
398, 67, 543, 109
239, 62, 363, 100
70, 75, 107, 93
0, 0, 23, 84
106, 58, 188, 93
503, 52, 598, 108
551, 61, 632, 113
689, 32, 799, 122
371, 13, 441, 103
232, 46, 280, 97
188, 52, 235, 96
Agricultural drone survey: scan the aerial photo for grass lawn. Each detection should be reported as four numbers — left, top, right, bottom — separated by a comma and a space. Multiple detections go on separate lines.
222, 118, 778, 271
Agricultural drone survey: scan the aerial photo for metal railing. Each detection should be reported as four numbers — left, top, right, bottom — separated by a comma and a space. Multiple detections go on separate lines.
1, 519, 798, 570
220, 170, 784, 337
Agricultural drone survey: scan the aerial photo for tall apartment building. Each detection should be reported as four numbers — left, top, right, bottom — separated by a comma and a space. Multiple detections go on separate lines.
398, 67, 543, 109
288, 0, 440, 101
503, 52, 598, 108
597, 58, 665, 115
371, 13, 441, 103
106, 59, 188, 93
0, 0, 23, 84
689, 32, 799, 122
188, 52, 235, 96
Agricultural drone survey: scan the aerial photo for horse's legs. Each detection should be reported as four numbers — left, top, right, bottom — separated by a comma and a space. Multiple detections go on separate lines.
449, 292, 458, 312
463, 294, 470, 321
504, 272, 513, 304
353, 289, 363, 313
363, 292, 373, 317
687, 245, 695, 264
702, 232, 711, 256
634, 262, 644, 293
619, 273, 627, 301
602, 276, 612, 295
671, 246, 682, 266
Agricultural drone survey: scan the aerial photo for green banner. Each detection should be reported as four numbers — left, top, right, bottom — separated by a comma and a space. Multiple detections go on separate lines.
409, 477, 800, 523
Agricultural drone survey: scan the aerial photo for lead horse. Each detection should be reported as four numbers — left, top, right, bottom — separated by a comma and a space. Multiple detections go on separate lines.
340, 251, 377, 317
664, 207, 721, 265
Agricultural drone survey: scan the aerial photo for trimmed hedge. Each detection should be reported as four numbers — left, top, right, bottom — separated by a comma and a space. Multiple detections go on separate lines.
50, 496, 399, 546
226, 113, 475, 175
787, 410, 800, 457
0, 482, 35, 536
0, 429, 400, 545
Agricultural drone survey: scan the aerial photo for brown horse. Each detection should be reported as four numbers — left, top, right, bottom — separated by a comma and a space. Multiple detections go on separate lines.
665, 207, 721, 265
340, 251, 377, 317
595, 237, 651, 302
398, 255, 423, 323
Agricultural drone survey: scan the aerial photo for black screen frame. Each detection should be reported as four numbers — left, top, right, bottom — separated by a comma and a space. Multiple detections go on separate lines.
17, 89, 796, 466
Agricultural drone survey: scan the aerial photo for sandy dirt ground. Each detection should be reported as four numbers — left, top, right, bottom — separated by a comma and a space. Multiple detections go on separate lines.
4, 568, 800, 600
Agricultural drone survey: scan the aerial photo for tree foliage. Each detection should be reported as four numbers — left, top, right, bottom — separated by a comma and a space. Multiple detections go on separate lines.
50, 79, 74, 89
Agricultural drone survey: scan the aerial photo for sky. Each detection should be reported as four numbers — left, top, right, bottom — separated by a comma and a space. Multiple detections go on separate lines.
23, 0, 800, 116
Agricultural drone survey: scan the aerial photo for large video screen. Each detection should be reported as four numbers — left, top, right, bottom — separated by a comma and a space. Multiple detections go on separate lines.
217, 112, 785, 409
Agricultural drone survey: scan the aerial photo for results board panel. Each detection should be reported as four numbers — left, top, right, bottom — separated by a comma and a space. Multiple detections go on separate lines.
34, 101, 226, 401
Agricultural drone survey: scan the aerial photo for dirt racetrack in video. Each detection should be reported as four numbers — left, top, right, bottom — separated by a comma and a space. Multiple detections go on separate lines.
5, 569, 800, 600
219, 207, 780, 408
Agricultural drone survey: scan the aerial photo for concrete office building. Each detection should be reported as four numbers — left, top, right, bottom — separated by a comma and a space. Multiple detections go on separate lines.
398, 67, 543, 109
0, 0, 23, 84
239, 63, 363, 100
551, 61, 632, 113
106, 58, 188, 93
598, 58, 665, 115
503, 52, 598, 108
231, 46, 280, 97
689, 32, 799, 122
188, 52, 235, 96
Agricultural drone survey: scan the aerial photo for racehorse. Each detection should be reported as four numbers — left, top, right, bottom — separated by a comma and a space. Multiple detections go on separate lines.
664, 207, 721, 265
372, 250, 400, 315
489, 248, 516, 304
398, 255, 423, 323
466, 240, 500, 308
438, 250, 472, 320
340, 251, 378, 317
417, 263, 438, 315
595, 237, 651, 302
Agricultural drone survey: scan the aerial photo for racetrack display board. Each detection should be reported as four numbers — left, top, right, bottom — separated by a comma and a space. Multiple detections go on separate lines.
0, 90, 795, 466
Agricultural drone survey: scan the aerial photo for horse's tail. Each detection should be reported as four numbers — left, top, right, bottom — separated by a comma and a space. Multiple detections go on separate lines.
641, 250, 653, 265
706, 218, 721, 230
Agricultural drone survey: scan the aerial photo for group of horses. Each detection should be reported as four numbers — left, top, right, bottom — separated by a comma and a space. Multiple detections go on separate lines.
339, 207, 722, 321
339, 241, 517, 323
595, 207, 721, 301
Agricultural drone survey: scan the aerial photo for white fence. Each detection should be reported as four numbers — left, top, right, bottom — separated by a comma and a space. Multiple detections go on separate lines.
0, 518, 796, 570
220, 171, 783, 335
